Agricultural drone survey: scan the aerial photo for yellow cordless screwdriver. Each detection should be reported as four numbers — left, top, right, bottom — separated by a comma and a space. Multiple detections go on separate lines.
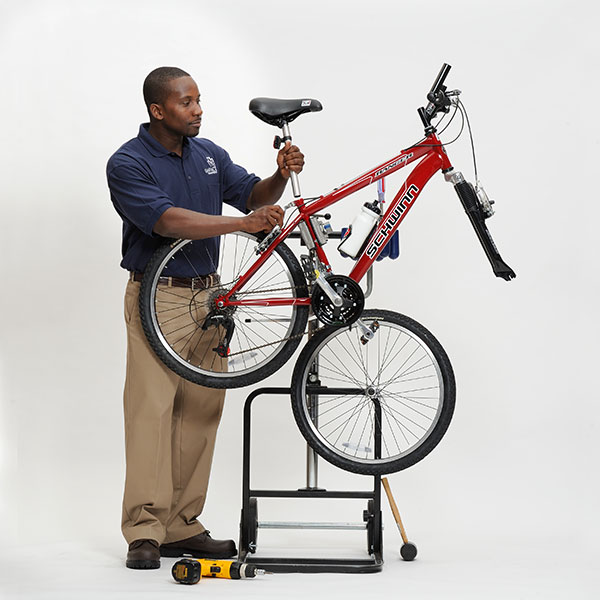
172, 558, 267, 584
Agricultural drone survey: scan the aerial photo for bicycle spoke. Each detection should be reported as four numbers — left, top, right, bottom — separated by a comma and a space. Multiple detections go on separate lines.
379, 399, 428, 433
317, 394, 369, 434
181, 247, 204, 278
378, 401, 422, 442
380, 401, 403, 454
235, 306, 294, 332
330, 336, 370, 383
333, 396, 371, 452
374, 334, 411, 385
377, 347, 423, 391
314, 394, 362, 419
317, 352, 366, 389
380, 391, 438, 421
353, 402, 372, 457
383, 389, 440, 410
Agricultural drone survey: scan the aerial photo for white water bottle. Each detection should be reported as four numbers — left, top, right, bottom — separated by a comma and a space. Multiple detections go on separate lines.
338, 201, 381, 258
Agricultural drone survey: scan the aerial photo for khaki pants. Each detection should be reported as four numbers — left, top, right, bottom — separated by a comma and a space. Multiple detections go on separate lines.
121, 280, 225, 545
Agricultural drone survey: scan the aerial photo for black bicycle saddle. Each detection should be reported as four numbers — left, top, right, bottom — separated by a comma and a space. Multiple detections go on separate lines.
249, 97, 323, 128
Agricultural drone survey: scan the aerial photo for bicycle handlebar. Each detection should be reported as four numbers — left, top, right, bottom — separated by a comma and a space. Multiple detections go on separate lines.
419, 63, 452, 132
427, 63, 451, 102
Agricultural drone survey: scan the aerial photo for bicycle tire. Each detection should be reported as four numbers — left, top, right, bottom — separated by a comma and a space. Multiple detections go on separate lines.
291, 309, 455, 475
139, 233, 309, 389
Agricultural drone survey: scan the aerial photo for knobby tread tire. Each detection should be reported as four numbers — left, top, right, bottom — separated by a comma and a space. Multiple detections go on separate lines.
139, 237, 309, 389
290, 309, 456, 475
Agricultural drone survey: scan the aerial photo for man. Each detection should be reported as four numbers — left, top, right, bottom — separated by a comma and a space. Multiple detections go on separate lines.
107, 66, 304, 569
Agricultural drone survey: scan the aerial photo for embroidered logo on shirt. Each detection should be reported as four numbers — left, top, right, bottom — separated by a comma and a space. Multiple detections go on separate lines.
204, 156, 218, 175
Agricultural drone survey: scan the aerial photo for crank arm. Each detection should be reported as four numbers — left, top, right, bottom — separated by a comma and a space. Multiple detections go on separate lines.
314, 271, 343, 307
448, 171, 516, 281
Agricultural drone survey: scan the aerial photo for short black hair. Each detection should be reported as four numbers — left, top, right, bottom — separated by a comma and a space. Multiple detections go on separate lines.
143, 66, 191, 111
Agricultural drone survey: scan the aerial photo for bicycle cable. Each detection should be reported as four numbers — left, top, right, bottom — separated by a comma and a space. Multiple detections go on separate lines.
401, 102, 460, 152
458, 97, 478, 183
438, 98, 461, 136
401, 98, 464, 153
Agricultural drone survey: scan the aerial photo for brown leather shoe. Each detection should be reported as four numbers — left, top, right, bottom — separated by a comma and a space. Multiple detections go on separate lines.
160, 531, 237, 559
126, 539, 160, 569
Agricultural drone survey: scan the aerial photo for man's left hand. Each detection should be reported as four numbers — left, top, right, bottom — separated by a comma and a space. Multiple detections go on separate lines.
277, 142, 305, 179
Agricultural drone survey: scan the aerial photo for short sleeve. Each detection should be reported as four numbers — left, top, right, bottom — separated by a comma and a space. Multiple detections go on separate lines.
107, 163, 174, 236
217, 147, 260, 213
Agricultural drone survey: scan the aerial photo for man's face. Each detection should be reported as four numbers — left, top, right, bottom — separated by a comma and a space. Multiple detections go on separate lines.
152, 76, 203, 137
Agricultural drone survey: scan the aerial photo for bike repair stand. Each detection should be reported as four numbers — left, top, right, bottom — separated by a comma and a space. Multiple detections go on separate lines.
237, 383, 384, 573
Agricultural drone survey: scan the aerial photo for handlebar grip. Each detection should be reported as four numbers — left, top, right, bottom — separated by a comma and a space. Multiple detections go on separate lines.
428, 63, 452, 100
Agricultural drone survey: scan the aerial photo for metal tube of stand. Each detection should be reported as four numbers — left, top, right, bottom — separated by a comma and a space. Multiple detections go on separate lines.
259, 521, 367, 530
305, 318, 320, 489
306, 438, 319, 488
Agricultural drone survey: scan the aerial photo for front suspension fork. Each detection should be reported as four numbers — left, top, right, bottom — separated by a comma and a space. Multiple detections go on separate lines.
445, 170, 516, 281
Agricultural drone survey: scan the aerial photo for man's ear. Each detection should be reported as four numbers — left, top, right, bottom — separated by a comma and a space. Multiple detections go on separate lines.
149, 103, 163, 121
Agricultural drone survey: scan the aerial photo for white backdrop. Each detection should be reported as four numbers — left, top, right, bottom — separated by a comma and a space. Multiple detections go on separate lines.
1, 0, 598, 598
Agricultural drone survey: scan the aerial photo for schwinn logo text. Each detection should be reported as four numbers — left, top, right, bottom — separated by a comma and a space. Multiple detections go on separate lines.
366, 184, 419, 258
374, 153, 413, 178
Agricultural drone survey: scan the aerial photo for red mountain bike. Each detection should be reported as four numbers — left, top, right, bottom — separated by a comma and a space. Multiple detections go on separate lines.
139, 64, 515, 474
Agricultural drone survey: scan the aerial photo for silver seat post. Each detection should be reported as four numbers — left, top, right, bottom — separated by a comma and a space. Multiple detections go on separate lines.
281, 122, 301, 198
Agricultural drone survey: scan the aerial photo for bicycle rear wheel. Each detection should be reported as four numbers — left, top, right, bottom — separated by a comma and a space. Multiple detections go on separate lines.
139, 233, 309, 389
291, 310, 455, 475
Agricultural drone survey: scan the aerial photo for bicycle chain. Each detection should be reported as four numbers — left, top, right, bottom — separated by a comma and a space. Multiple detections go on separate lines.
223, 283, 321, 358
226, 327, 312, 358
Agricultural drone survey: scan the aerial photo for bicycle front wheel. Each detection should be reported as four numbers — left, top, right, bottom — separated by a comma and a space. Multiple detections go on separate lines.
291, 310, 455, 475
139, 232, 309, 389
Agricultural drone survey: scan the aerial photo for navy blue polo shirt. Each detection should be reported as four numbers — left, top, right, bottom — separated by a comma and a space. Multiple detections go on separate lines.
107, 124, 260, 276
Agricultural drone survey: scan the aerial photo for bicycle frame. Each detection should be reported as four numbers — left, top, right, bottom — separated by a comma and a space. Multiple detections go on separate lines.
220, 133, 452, 309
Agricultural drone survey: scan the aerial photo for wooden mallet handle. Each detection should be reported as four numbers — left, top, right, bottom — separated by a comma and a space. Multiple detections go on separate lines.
381, 477, 409, 544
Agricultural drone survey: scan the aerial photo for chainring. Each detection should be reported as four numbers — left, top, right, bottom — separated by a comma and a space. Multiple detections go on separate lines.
311, 274, 365, 326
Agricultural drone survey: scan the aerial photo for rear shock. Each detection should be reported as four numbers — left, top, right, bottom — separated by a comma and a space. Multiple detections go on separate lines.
445, 169, 516, 281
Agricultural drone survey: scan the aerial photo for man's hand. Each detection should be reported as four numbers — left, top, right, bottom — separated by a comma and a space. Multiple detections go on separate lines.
277, 141, 305, 180
243, 205, 284, 233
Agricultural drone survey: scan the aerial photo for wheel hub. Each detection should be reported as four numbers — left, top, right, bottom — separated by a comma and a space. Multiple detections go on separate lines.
188, 287, 236, 328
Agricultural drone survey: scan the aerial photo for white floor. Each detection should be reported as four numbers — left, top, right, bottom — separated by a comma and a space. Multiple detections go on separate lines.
1, 531, 596, 600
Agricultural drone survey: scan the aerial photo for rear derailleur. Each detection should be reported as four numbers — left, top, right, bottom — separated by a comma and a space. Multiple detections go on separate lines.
202, 312, 235, 358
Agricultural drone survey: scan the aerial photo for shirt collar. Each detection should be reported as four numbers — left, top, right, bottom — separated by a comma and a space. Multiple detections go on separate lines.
138, 123, 190, 158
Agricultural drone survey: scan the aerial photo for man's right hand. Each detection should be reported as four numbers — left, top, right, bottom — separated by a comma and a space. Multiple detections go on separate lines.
243, 205, 284, 233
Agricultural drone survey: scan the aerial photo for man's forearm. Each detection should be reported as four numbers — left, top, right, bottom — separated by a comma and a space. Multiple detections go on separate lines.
153, 207, 246, 239
247, 170, 288, 210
